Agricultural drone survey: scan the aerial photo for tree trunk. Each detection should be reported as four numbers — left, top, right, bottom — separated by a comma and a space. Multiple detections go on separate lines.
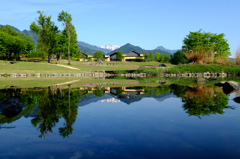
60, 52, 62, 64
68, 85, 72, 127
48, 54, 51, 63
68, 26, 71, 65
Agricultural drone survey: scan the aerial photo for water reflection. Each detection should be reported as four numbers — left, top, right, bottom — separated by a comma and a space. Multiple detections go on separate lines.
31, 86, 86, 138
171, 85, 234, 118
0, 84, 237, 138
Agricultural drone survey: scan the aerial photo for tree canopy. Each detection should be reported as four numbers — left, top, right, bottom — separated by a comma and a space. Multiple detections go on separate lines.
94, 51, 103, 61
170, 50, 188, 64
182, 30, 230, 63
0, 25, 34, 60
58, 10, 74, 64
30, 11, 58, 62
116, 50, 124, 61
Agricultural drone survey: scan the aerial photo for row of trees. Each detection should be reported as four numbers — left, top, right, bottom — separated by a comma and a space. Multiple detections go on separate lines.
0, 25, 34, 60
143, 51, 171, 62
30, 11, 78, 64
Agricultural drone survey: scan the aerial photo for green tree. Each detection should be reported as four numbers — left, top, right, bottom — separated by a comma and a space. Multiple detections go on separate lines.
142, 51, 149, 61
55, 32, 68, 64
94, 88, 104, 97
155, 52, 164, 62
182, 30, 230, 63
170, 50, 188, 65
30, 11, 58, 63
94, 51, 103, 61
148, 51, 154, 61
163, 54, 171, 62
0, 25, 34, 60
116, 50, 124, 61
58, 10, 73, 64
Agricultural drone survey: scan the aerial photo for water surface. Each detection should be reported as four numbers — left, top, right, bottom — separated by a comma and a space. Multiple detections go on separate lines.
0, 84, 240, 158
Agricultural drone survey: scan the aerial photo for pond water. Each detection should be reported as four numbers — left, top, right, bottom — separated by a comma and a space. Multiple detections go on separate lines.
0, 84, 240, 159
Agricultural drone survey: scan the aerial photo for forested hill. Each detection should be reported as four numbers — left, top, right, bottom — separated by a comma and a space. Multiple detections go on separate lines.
77, 44, 104, 55
0, 24, 38, 43
77, 41, 111, 54
108, 43, 171, 56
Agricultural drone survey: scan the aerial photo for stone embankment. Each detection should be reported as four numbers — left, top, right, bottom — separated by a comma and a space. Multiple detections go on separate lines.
0, 71, 147, 78
0, 71, 235, 78
157, 72, 229, 78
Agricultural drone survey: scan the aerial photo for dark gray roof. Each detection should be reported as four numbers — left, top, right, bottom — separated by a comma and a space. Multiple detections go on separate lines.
126, 51, 141, 57
82, 52, 88, 57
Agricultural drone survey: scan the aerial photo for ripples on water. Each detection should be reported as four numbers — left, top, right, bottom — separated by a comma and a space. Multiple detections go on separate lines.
0, 84, 240, 158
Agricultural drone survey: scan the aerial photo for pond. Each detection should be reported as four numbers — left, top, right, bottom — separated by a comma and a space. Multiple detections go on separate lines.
0, 83, 240, 159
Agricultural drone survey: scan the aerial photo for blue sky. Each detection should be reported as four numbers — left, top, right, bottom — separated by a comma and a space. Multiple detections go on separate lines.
1, 0, 239, 55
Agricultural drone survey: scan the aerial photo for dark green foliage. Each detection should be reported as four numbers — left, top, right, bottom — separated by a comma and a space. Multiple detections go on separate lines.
155, 52, 164, 62
0, 25, 38, 43
170, 50, 188, 64
0, 25, 34, 60
94, 51, 103, 61
30, 11, 59, 62
116, 88, 124, 95
94, 88, 104, 97
116, 50, 124, 61
183, 30, 231, 60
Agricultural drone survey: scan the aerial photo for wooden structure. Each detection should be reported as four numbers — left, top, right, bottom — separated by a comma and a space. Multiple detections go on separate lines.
108, 51, 144, 61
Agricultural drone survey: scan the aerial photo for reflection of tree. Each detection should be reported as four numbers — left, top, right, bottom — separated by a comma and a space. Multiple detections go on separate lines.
143, 86, 171, 97
31, 86, 85, 138
94, 88, 104, 97
31, 88, 60, 138
0, 89, 35, 124
116, 88, 124, 95
58, 85, 79, 138
171, 85, 232, 118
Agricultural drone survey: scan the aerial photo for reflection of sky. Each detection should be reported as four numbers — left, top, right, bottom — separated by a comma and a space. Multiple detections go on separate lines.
0, 94, 240, 158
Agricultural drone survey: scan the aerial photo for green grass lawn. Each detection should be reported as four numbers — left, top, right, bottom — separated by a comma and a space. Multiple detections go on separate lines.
168, 64, 240, 73
0, 61, 84, 73
0, 77, 141, 88
64, 61, 174, 71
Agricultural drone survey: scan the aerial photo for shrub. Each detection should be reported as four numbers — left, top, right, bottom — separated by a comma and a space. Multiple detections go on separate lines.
171, 50, 188, 65
236, 47, 240, 65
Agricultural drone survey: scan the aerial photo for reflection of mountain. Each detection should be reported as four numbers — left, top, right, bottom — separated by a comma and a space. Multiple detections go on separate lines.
78, 91, 177, 106
78, 94, 114, 106
100, 98, 121, 103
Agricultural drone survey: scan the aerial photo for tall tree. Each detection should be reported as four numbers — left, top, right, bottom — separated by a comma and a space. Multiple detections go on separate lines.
148, 51, 154, 61
116, 50, 124, 61
155, 52, 164, 62
94, 51, 103, 61
182, 30, 230, 63
58, 11, 73, 64
30, 11, 58, 63
55, 32, 68, 64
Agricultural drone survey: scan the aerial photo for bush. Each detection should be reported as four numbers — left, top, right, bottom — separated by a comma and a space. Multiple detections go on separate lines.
171, 50, 188, 65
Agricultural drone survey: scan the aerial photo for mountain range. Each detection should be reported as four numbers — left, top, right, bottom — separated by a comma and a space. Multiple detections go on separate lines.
1, 24, 179, 55
154, 46, 179, 54
100, 44, 121, 51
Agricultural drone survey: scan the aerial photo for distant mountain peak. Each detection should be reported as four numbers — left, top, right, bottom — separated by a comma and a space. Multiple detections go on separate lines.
100, 44, 121, 51
154, 46, 179, 54
155, 46, 166, 50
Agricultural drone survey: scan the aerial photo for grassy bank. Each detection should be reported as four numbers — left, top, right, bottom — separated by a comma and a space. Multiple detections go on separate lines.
136, 64, 240, 74
0, 61, 83, 73
64, 61, 174, 71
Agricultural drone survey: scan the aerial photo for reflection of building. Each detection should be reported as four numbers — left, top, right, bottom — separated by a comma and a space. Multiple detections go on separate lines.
79, 87, 144, 95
